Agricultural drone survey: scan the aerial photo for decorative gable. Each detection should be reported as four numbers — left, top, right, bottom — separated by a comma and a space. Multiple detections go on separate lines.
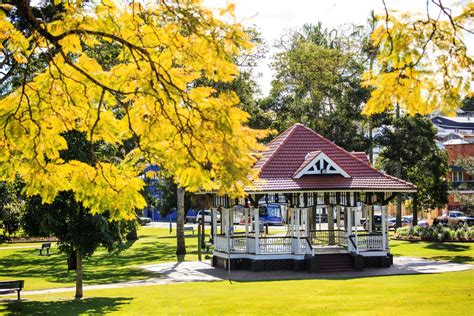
293, 151, 350, 179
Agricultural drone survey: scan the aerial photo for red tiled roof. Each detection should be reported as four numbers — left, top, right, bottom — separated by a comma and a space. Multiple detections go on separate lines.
249, 124, 416, 192
352, 152, 370, 165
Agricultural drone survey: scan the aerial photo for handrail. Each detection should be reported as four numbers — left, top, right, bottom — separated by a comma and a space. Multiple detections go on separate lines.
348, 235, 357, 250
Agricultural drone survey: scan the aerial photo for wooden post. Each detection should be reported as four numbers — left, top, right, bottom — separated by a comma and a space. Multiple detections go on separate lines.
254, 207, 260, 255
318, 207, 322, 230
290, 208, 295, 253
197, 222, 202, 261
327, 205, 335, 245
244, 208, 249, 253
305, 208, 310, 237
212, 208, 218, 244
381, 204, 387, 252
368, 205, 373, 233
347, 208, 352, 235
336, 205, 341, 230
296, 208, 301, 254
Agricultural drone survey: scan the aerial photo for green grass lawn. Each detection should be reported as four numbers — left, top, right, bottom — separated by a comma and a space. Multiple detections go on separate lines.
1, 227, 473, 292
0, 227, 206, 291
1, 271, 473, 315
390, 239, 474, 264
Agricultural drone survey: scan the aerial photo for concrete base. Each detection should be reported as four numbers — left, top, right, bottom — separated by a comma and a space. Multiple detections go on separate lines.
306, 255, 320, 273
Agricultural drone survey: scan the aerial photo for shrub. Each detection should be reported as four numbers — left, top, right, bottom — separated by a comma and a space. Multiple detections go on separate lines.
394, 223, 474, 241
0, 202, 23, 237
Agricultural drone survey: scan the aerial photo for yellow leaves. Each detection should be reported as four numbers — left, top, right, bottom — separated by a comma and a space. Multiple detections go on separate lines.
0, 0, 265, 219
59, 34, 82, 54
362, 8, 473, 116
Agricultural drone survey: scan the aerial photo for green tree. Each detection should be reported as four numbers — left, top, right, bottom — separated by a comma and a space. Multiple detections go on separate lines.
23, 192, 136, 299
22, 130, 137, 299
261, 22, 371, 151
377, 115, 449, 224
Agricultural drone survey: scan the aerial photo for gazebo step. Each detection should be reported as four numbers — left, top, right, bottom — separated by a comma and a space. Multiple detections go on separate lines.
317, 253, 354, 272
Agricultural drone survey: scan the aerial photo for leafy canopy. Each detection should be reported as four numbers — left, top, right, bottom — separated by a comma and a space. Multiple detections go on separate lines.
0, 0, 266, 220
262, 23, 370, 151
362, 2, 473, 115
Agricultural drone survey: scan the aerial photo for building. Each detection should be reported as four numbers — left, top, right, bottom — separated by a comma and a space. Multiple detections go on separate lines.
432, 116, 474, 149
202, 124, 416, 273
445, 142, 474, 211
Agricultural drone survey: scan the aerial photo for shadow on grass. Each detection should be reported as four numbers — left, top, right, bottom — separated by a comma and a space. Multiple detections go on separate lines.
424, 242, 471, 252
0, 297, 132, 315
0, 241, 179, 287
426, 255, 473, 264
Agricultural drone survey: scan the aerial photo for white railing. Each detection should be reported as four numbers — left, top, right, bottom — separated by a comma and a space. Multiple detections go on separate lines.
214, 235, 312, 255
214, 235, 248, 253
230, 236, 247, 253
259, 237, 292, 254
357, 234, 384, 251
348, 234, 384, 253
214, 235, 228, 252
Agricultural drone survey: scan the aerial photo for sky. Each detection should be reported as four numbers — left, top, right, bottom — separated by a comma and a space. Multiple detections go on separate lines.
204, 0, 473, 96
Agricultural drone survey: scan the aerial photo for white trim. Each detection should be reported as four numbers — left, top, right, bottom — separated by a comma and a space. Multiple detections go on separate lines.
213, 251, 307, 261
358, 251, 389, 257
294, 152, 350, 179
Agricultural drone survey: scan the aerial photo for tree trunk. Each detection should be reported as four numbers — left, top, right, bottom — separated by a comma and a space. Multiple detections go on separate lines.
176, 186, 186, 261
75, 249, 83, 299
412, 193, 418, 226
395, 103, 402, 228
369, 117, 374, 164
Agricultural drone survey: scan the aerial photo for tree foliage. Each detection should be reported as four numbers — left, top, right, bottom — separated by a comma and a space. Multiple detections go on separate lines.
261, 23, 372, 151
362, 1, 473, 115
23, 192, 136, 257
377, 115, 448, 210
0, 0, 266, 221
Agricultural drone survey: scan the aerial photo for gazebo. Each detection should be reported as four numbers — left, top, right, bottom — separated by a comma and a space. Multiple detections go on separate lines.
203, 124, 416, 273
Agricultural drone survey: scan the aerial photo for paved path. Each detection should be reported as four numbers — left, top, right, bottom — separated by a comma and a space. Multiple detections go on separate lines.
15, 256, 474, 297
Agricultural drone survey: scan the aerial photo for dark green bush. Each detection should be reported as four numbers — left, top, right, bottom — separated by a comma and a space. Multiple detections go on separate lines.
394, 223, 473, 241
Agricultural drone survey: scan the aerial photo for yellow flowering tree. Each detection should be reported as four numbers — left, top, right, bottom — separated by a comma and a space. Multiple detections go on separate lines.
0, 0, 266, 222
362, 1, 473, 115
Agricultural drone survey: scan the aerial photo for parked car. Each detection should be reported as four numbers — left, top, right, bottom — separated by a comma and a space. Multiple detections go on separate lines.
194, 210, 221, 224
417, 219, 429, 228
433, 211, 474, 227
137, 216, 152, 226
402, 215, 413, 226
360, 215, 396, 231
185, 210, 199, 223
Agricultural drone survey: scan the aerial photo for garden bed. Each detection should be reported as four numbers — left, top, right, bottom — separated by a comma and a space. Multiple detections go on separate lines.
393, 224, 474, 242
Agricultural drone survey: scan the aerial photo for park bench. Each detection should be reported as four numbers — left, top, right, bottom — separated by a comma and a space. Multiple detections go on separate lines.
183, 226, 194, 235
0, 280, 24, 300
38, 242, 51, 255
